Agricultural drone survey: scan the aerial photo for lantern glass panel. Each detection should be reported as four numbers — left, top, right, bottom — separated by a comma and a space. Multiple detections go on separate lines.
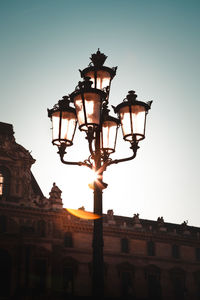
85, 70, 111, 90
101, 120, 118, 153
52, 110, 76, 146
119, 105, 146, 141
52, 111, 60, 143
74, 92, 101, 131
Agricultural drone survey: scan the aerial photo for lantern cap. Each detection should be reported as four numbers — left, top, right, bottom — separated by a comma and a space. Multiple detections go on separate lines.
79, 49, 117, 80
102, 103, 120, 124
90, 48, 107, 67
113, 90, 153, 113
70, 77, 107, 100
48, 95, 76, 118
126, 90, 138, 102
78, 76, 93, 90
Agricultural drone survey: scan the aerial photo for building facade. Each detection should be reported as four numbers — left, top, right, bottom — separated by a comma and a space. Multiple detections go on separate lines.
0, 121, 200, 299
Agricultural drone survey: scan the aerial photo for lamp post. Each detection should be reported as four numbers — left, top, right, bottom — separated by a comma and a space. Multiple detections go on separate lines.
48, 50, 152, 298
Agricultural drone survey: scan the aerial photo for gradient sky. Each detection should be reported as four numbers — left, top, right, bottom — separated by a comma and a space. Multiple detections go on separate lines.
0, 0, 200, 226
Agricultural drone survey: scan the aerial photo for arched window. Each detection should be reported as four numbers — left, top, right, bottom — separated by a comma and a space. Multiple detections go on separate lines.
0, 249, 12, 297
117, 262, 135, 297
145, 265, 161, 300
62, 257, 78, 296
63, 266, 74, 295
170, 268, 186, 300
194, 270, 200, 298
0, 167, 10, 197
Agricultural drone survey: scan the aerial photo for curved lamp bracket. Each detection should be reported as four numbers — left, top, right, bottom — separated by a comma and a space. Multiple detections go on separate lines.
99, 141, 139, 173
57, 140, 139, 172
57, 144, 92, 169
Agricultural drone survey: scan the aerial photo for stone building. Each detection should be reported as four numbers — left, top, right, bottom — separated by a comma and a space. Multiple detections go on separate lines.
0, 121, 200, 299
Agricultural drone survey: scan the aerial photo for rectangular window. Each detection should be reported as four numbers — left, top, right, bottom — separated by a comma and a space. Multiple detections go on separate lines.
147, 241, 155, 256
196, 248, 200, 261
172, 244, 180, 259
121, 238, 129, 253
0, 173, 3, 195
0, 168, 10, 197
64, 233, 73, 248
0, 216, 7, 233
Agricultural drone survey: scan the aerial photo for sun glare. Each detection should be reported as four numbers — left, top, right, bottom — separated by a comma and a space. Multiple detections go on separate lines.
88, 169, 103, 190
92, 170, 100, 182
66, 208, 101, 220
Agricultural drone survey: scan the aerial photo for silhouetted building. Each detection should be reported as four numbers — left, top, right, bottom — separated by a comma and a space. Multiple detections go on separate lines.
0, 121, 200, 299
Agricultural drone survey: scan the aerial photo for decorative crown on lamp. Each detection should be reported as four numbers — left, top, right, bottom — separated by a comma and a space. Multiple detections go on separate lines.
79, 49, 117, 100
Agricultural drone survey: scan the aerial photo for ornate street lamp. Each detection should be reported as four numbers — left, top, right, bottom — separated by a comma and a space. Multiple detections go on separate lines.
47, 50, 152, 298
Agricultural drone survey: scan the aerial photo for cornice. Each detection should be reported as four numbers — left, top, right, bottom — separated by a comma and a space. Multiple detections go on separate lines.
1, 204, 200, 246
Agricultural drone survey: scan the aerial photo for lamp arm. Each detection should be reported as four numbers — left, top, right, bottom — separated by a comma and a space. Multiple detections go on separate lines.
58, 144, 92, 169
60, 155, 92, 169
108, 150, 137, 166
102, 141, 139, 170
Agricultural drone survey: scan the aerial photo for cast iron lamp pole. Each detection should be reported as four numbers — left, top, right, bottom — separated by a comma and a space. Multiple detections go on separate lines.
48, 50, 152, 298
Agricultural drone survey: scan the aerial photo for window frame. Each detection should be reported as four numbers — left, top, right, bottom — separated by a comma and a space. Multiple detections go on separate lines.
0, 167, 11, 197
147, 240, 156, 256
196, 248, 200, 261
64, 232, 73, 248
121, 237, 129, 253
172, 244, 180, 259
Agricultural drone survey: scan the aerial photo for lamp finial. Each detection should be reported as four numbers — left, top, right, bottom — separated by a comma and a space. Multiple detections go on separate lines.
90, 49, 107, 67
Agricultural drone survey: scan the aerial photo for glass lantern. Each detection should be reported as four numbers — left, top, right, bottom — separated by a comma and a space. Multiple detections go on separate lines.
70, 77, 106, 132
114, 91, 152, 142
48, 97, 77, 147
101, 114, 119, 154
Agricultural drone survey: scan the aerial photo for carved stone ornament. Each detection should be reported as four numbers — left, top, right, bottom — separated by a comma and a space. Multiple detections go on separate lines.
157, 216, 167, 232
133, 213, 142, 229
0, 132, 35, 165
49, 182, 62, 200
32, 195, 49, 208
133, 213, 140, 224
49, 182, 63, 210
107, 209, 115, 224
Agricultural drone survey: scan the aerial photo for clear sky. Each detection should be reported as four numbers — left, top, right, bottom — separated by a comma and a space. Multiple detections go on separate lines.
0, 0, 200, 226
